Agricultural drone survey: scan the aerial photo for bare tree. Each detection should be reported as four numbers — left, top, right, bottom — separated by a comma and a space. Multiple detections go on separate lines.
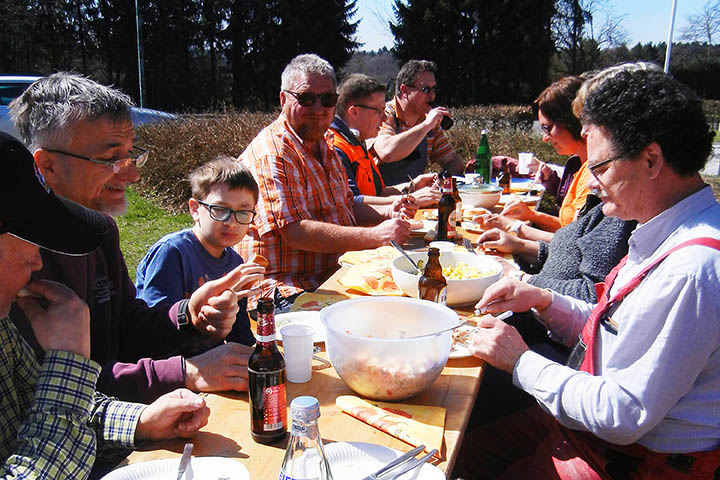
680, 0, 720, 45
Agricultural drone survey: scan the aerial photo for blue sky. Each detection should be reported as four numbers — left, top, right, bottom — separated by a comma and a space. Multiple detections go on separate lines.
353, 0, 710, 51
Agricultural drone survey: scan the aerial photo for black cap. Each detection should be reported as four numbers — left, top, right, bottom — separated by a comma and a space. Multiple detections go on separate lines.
0, 132, 108, 255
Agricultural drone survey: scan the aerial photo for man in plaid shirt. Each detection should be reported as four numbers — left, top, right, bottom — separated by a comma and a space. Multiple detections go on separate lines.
238, 54, 415, 310
0, 132, 210, 479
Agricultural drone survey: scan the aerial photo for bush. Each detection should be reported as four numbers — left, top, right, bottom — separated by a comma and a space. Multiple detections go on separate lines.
704, 100, 720, 135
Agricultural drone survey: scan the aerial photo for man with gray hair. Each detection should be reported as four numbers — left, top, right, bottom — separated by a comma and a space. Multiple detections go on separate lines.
373, 59, 464, 185
10, 72, 256, 404
238, 54, 413, 311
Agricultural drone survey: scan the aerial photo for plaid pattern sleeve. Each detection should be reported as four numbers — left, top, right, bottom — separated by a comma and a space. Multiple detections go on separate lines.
238, 115, 355, 300
90, 394, 144, 449
1, 333, 100, 479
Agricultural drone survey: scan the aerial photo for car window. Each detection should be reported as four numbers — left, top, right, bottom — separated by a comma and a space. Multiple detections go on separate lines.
0, 84, 31, 106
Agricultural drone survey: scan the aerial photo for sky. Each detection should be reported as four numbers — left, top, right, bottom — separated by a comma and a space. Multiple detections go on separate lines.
353, 0, 711, 52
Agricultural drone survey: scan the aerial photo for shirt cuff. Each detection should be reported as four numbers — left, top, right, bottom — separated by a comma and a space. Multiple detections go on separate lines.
512, 349, 556, 394
36, 350, 101, 417
101, 401, 146, 448
354, 194, 365, 205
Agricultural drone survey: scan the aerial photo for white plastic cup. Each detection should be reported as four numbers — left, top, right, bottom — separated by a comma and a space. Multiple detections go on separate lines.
280, 324, 315, 383
518, 152, 533, 175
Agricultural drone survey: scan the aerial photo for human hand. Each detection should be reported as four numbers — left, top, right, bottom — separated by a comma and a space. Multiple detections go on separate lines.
391, 196, 418, 219
410, 185, 441, 208
17, 279, 91, 357
500, 196, 534, 221
135, 388, 210, 441
474, 277, 552, 315
424, 107, 449, 130
374, 217, 411, 245
412, 173, 437, 190
185, 342, 253, 392
189, 264, 256, 339
474, 213, 515, 232
468, 315, 529, 373
230, 263, 265, 299
477, 228, 523, 254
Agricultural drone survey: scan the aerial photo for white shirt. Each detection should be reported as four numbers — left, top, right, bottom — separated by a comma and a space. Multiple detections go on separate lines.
514, 186, 720, 452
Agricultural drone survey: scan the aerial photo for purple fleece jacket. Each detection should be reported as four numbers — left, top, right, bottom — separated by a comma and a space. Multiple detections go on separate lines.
11, 216, 200, 403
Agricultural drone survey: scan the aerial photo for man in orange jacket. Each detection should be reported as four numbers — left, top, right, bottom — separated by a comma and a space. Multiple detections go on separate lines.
330, 73, 439, 208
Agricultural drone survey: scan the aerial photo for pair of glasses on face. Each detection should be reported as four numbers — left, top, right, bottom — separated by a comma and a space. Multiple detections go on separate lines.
540, 123, 555, 135
589, 154, 622, 179
197, 200, 256, 225
284, 90, 338, 108
45, 145, 149, 173
409, 85, 438, 95
353, 104, 385, 115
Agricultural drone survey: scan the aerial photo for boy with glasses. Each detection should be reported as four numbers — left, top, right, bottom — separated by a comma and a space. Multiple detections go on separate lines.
136, 157, 264, 352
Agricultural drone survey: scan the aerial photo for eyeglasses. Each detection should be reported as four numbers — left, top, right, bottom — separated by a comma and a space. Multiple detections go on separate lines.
408, 85, 438, 95
589, 154, 622, 179
197, 200, 256, 224
352, 104, 385, 115
540, 123, 555, 135
46, 145, 149, 173
284, 90, 338, 108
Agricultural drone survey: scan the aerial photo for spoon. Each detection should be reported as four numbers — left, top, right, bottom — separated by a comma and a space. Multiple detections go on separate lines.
390, 240, 421, 273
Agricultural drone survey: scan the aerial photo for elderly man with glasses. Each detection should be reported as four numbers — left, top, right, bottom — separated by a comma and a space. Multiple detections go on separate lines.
456, 68, 720, 479
237, 54, 414, 312
9, 73, 253, 409
372, 59, 464, 186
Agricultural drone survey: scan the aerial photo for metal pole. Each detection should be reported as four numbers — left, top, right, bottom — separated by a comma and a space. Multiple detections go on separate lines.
135, 0, 145, 107
664, 0, 678, 73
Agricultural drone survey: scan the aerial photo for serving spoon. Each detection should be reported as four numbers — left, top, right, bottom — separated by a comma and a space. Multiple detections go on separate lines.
390, 240, 421, 273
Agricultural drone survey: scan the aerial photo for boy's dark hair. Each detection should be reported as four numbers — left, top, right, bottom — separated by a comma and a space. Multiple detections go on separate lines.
532, 76, 584, 141
581, 69, 713, 176
190, 156, 259, 202
336, 74, 386, 119
395, 60, 437, 96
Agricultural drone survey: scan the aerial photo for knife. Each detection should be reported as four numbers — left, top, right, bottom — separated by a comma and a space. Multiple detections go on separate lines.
360, 444, 425, 480
176, 443, 194, 480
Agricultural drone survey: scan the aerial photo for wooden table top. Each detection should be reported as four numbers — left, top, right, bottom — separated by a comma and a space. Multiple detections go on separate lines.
121, 223, 492, 479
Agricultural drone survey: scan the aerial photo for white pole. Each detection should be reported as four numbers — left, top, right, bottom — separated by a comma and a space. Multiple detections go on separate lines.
135, 0, 145, 107
664, 0, 678, 73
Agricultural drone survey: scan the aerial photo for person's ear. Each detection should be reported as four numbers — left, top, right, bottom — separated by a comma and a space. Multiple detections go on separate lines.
189, 198, 201, 221
33, 149, 60, 185
279, 90, 287, 108
644, 142, 664, 179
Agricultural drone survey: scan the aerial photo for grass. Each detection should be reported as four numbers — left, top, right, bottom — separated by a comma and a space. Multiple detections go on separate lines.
117, 188, 192, 281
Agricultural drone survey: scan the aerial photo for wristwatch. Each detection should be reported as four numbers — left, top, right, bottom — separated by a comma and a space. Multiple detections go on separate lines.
176, 299, 191, 329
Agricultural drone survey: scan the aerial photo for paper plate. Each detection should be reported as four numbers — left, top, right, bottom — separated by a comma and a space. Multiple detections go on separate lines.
412, 219, 437, 235
498, 194, 542, 205
449, 325, 476, 359
101, 456, 249, 480
461, 221, 485, 234
324, 441, 444, 480
275, 311, 326, 343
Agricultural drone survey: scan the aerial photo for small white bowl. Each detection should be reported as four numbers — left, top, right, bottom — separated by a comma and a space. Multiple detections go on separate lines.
429, 241, 456, 252
458, 185, 502, 209
391, 251, 502, 306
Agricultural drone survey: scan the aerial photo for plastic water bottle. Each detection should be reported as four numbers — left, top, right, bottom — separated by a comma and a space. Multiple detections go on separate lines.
278, 396, 334, 480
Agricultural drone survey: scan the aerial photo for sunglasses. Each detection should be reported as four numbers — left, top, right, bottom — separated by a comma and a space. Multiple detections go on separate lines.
284, 90, 338, 108
408, 85, 438, 95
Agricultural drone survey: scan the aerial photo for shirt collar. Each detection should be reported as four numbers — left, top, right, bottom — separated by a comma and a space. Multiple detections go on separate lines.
628, 185, 717, 260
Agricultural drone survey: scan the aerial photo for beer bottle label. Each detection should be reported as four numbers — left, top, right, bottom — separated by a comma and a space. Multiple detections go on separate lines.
437, 286, 447, 306
262, 383, 287, 431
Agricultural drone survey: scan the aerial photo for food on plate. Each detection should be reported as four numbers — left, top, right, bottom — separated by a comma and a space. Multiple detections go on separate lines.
290, 291, 350, 312
422, 210, 438, 220
414, 260, 496, 280
462, 207, 490, 221
409, 219, 424, 230
451, 325, 475, 349
248, 253, 269, 267
339, 263, 404, 296
338, 245, 399, 266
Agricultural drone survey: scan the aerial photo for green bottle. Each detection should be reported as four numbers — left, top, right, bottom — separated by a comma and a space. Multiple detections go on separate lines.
474, 129, 492, 184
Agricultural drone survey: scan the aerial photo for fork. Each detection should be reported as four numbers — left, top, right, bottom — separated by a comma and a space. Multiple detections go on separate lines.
388, 449, 438, 480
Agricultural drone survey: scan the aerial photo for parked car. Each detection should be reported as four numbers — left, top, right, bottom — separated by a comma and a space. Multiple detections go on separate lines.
0, 75, 177, 140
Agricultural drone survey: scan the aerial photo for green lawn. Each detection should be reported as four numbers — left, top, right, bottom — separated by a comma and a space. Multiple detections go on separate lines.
116, 188, 192, 281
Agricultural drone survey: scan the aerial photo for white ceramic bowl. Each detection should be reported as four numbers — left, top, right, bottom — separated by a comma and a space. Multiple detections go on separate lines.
458, 184, 502, 208
321, 297, 458, 401
391, 251, 502, 306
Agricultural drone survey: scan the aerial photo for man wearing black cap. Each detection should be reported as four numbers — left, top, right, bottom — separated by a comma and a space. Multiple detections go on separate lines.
9, 72, 254, 402
0, 132, 211, 479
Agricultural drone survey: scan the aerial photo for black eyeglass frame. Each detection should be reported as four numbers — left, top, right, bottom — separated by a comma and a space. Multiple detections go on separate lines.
45, 145, 149, 169
406, 84, 438, 95
589, 154, 623, 179
352, 104, 385, 114
283, 90, 338, 108
197, 200, 256, 225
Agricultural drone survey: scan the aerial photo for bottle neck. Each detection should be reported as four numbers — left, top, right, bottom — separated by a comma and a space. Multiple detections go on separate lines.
256, 310, 277, 345
290, 418, 320, 440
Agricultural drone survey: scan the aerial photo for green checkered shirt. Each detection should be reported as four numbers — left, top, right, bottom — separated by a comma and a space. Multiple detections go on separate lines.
0, 316, 145, 478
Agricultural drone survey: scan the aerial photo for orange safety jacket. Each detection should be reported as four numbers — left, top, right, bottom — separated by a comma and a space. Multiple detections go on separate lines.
331, 127, 385, 197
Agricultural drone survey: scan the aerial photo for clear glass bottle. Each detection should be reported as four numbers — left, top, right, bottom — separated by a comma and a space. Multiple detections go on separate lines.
278, 396, 334, 480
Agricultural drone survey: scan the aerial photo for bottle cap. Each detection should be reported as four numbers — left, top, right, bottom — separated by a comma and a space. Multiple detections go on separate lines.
481, 129, 488, 134
290, 396, 320, 422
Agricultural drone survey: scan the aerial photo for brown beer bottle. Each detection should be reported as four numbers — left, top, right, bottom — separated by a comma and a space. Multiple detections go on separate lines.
248, 297, 287, 444
451, 177, 463, 234
498, 157, 511, 194
437, 173, 456, 242
418, 247, 448, 305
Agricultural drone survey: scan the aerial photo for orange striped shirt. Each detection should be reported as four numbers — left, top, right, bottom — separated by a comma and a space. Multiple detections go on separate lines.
236, 114, 355, 301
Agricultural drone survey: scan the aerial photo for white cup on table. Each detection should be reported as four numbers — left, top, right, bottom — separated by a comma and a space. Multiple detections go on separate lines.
518, 152, 533, 175
280, 324, 315, 383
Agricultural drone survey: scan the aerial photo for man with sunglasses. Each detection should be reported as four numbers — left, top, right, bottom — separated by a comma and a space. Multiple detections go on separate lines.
9, 73, 251, 408
456, 69, 720, 479
330, 73, 440, 208
373, 60, 464, 186
238, 54, 413, 311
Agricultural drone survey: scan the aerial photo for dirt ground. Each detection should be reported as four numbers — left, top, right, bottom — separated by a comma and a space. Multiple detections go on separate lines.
704, 175, 720, 202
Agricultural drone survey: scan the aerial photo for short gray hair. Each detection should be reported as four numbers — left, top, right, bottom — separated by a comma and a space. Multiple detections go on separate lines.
280, 54, 337, 92
395, 60, 437, 96
9, 72, 134, 149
